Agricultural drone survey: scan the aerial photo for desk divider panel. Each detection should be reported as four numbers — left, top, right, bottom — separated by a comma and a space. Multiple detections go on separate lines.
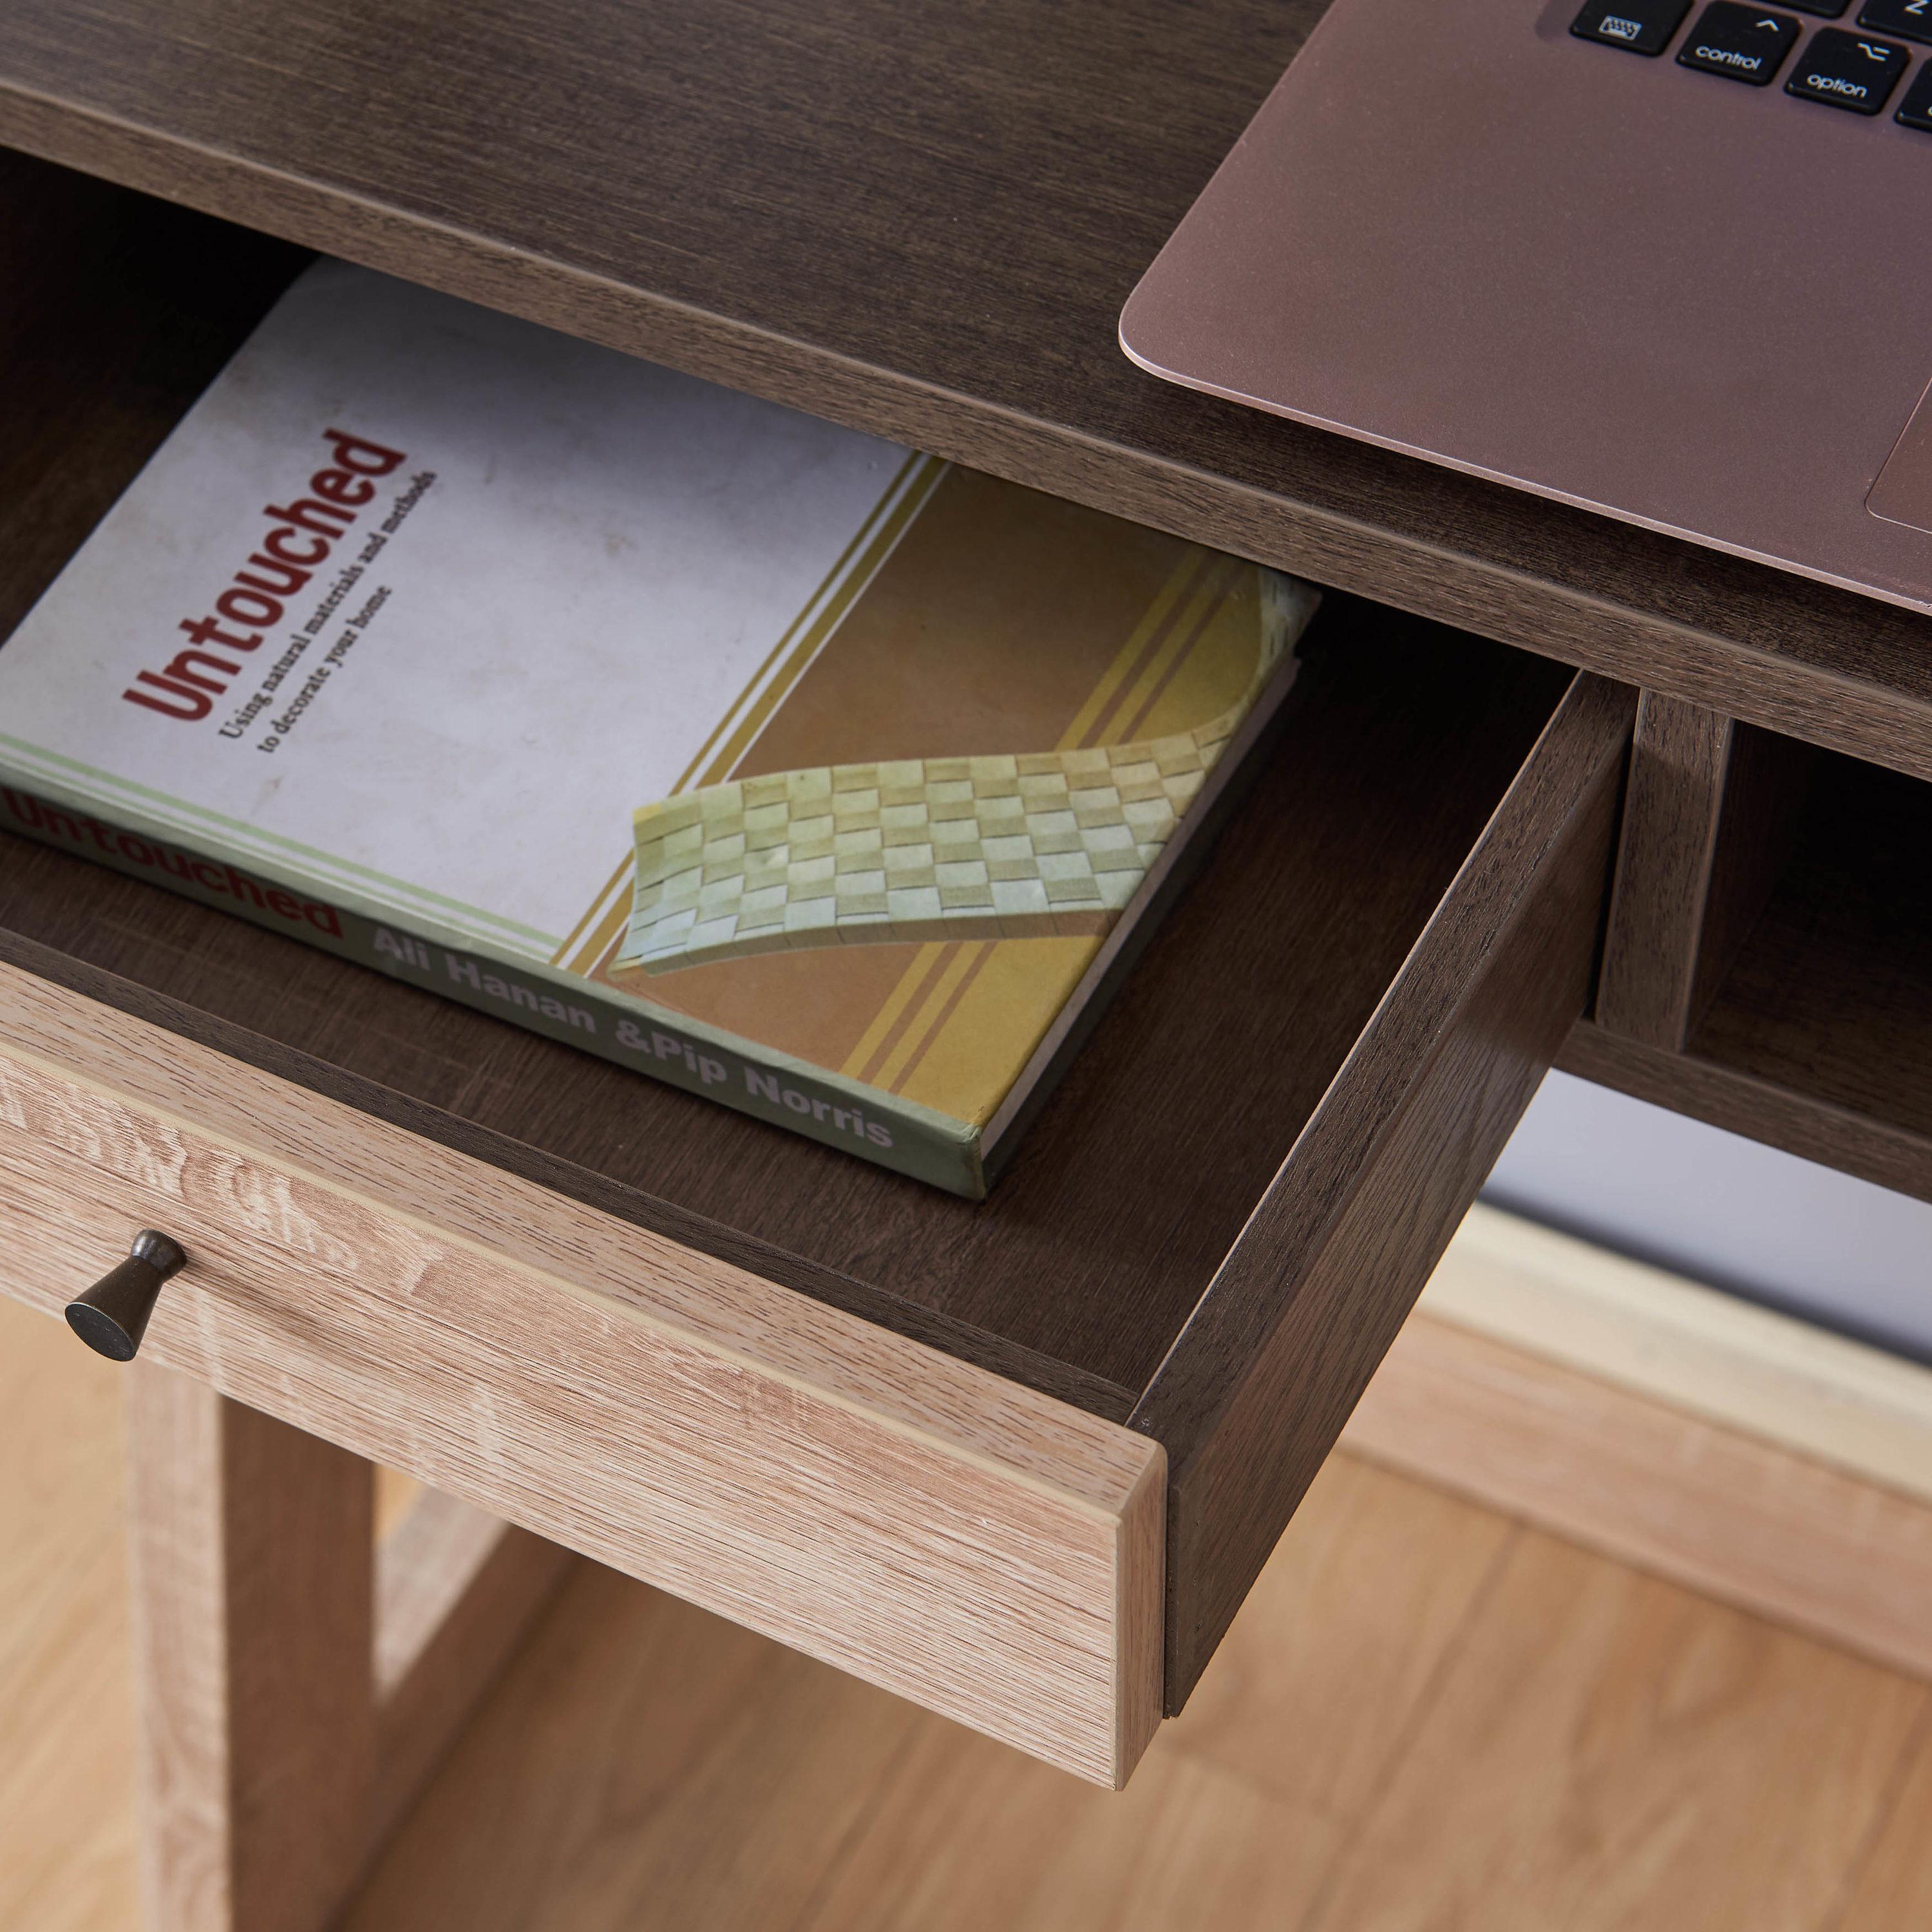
1597, 693, 1815, 1054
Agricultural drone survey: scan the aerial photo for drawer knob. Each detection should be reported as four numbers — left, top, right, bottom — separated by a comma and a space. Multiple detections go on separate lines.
64, 1231, 187, 1361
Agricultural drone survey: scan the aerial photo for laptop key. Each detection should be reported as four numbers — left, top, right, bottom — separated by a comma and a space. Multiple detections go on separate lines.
1571, 0, 1693, 53
1895, 57, 1932, 120
1857, 0, 1932, 45
1786, 26, 1910, 106
1678, 4, 1803, 78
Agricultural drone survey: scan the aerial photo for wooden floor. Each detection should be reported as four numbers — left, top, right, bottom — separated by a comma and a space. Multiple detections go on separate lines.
7, 1290, 1932, 1932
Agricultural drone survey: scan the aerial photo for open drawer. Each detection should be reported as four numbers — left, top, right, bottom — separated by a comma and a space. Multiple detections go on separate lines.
0, 153, 1634, 1788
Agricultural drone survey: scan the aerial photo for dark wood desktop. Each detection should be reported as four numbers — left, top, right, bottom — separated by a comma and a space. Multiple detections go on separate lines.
0, 5, 1924, 1929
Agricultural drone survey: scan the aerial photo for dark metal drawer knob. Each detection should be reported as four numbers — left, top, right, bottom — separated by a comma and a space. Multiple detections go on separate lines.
65, 1230, 187, 1361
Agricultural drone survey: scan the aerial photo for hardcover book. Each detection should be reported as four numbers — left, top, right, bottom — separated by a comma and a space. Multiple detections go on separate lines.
0, 261, 1316, 1195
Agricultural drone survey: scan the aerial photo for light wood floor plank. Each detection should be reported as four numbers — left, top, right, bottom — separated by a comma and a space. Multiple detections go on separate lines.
1832, 1720, 1932, 1932
1426, 1205, 1932, 1506
805, 1728, 1332, 1932
1305, 1531, 1927, 1932
1343, 1313, 1932, 1681
1090, 1455, 1515, 1821
792, 1457, 1515, 1932
342, 1563, 925, 1932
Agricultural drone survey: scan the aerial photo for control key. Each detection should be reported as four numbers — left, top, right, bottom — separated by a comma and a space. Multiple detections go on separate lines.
1678, 3, 1802, 82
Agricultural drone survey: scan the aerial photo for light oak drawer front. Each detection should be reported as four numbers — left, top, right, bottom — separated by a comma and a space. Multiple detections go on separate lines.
0, 968, 1164, 1788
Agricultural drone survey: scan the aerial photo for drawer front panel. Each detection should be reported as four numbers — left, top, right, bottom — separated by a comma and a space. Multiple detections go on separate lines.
0, 990, 1163, 1788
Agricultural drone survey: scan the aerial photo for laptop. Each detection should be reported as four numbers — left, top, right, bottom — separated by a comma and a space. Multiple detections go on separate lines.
1120, 0, 1932, 616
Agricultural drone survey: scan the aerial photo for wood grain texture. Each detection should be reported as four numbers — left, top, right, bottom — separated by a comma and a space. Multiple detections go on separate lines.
0, 12, 1929, 778
1343, 1314, 1932, 1683
0, 135, 1675, 1732
1136, 673, 1634, 1708
339, 1456, 1932, 1932
792, 1461, 1515, 1932
0, 1296, 567, 1932
1597, 694, 1814, 1049
348, 1563, 935, 1932
1428, 1206, 1932, 1507
1300, 1531, 1924, 1932
1596, 692, 1732, 1048
1688, 721, 1816, 1026
0, 1294, 137, 1932
1689, 749, 1932, 1156
124, 1363, 375, 1932
0, 152, 302, 651
371, 1492, 574, 1846
790, 1457, 1516, 1932
372, 1466, 423, 1542
16, 1260, 1932, 1930
1566, 744, 1932, 1206
1836, 1723, 1932, 1932
1562, 1019, 1932, 1207
0, 974, 1166, 1786
343, 1455, 1517, 1932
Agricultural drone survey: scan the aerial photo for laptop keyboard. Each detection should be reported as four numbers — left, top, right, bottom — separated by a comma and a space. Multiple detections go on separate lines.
1572, 0, 1932, 118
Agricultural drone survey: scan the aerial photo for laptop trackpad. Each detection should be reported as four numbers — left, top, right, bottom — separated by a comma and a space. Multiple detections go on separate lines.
1869, 384, 1932, 535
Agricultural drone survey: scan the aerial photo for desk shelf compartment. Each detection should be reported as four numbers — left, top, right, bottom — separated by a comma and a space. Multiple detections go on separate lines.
1578, 740, 1932, 1208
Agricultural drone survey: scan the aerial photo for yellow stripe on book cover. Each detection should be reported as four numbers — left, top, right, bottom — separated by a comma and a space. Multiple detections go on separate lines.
614, 569, 1305, 976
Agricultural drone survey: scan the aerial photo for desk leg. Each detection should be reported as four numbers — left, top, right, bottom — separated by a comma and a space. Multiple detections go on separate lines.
126, 1363, 375, 1932
124, 1365, 573, 1932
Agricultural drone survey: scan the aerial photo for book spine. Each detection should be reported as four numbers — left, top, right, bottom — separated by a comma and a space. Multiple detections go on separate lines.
0, 783, 986, 1198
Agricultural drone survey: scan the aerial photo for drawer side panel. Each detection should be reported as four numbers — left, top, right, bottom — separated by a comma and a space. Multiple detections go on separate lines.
1136, 674, 1633, 1708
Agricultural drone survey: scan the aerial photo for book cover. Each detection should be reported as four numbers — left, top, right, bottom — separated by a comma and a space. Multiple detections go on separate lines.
0, 261, 1316, 1195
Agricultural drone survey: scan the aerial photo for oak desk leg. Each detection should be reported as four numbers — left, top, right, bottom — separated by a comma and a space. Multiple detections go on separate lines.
124, 1365, 572, 1932
126, 1365, 374, 1932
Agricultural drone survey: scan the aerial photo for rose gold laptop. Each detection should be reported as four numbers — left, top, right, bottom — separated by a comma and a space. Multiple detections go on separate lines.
1121, 0, 1932, 615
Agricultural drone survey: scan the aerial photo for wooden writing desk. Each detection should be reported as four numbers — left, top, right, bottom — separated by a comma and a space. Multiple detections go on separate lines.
0, 3, 1924, 1927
